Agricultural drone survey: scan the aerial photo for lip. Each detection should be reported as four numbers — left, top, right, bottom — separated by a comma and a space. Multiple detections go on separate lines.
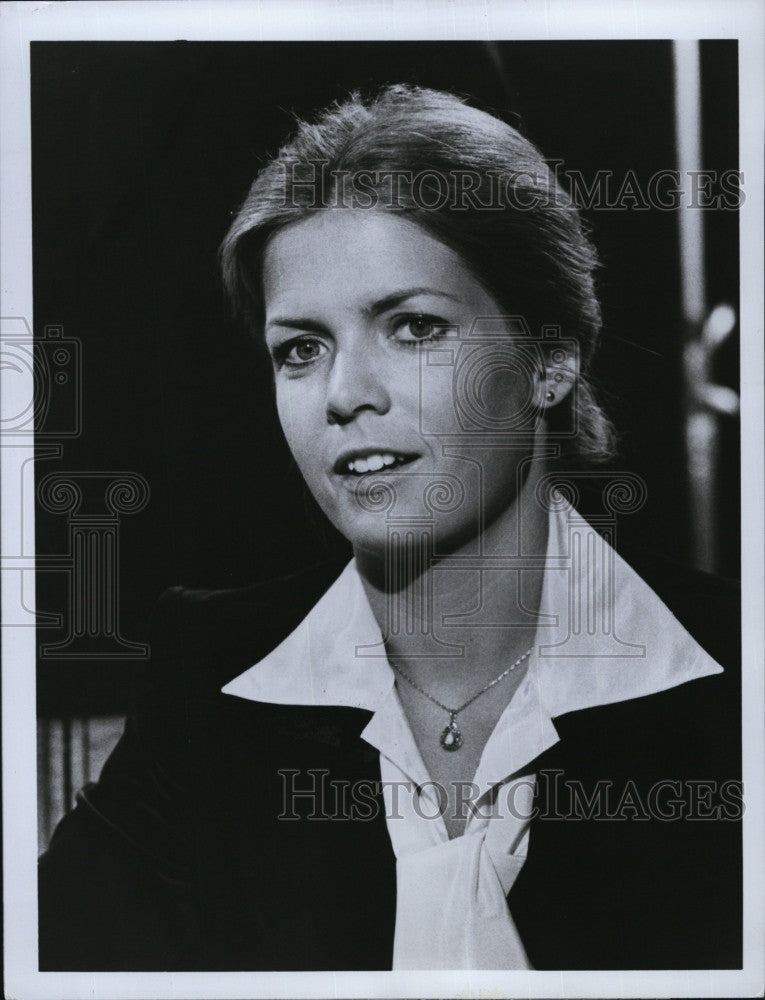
332, 447, 421, 476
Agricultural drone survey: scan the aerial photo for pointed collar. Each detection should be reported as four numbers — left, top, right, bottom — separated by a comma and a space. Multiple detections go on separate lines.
532, 504, 722, 718
221, 559, 393, 710
222, 504, 722, 728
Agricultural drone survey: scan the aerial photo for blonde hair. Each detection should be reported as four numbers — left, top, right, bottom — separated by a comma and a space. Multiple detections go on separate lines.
220, 85, 616, 463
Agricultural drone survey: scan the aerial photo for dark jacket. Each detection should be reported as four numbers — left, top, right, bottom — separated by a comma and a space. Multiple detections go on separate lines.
38, 551, 742, 971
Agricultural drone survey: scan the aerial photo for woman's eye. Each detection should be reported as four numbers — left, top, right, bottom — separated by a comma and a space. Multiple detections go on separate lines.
272, 337, 327, 369
393, 314, 453, 346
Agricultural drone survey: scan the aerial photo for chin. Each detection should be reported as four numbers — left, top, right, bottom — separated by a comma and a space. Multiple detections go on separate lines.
335, 516, 398, 560
344, 516, 482, 568
318, 478, 482, 559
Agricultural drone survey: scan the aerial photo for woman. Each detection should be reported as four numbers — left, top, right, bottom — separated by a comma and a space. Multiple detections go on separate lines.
38, 85, 741, 972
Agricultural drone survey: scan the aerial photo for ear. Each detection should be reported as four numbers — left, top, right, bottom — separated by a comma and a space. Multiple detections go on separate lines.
535, 344, 579, 410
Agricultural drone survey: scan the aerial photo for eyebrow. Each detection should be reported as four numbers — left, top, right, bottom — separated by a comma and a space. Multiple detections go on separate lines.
264, 287, 461, 333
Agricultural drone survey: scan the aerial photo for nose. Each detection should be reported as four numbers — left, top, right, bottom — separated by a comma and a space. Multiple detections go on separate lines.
325, 345, 392, 425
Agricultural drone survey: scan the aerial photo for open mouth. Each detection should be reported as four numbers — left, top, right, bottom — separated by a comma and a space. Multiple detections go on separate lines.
333, 450, 419, 476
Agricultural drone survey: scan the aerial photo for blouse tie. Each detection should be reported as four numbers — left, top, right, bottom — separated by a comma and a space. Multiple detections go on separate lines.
367, 695, 542, 971
389, 791, 533, 969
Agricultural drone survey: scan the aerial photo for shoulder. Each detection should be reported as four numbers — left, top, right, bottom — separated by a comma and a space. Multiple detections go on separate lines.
616, 540, 740, 672
143, 556, 347, 695
555, 541, 742, 781
151, 556, 348, 631
553, 537, 741, 777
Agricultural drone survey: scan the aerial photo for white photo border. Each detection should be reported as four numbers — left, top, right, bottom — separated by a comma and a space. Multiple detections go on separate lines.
2, 1, 763, 998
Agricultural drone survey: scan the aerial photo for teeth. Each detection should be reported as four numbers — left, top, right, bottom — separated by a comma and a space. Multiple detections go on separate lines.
346, 453, 407, 474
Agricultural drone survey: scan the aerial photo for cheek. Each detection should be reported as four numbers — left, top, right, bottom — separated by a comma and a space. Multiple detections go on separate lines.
459, 345, 537, 432
475, 367, 536, 422
420, 347, 537, 435
275, 382, 316, 465
418, 366, 460, 434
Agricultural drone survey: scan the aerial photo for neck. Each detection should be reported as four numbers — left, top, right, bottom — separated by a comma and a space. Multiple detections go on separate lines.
354, 454, 549, 691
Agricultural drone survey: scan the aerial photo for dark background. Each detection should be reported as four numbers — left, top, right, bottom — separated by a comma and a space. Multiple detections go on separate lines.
32, 41, 739, 716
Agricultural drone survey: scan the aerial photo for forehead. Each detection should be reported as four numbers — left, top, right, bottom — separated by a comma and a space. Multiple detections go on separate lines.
261, 209, 484, 311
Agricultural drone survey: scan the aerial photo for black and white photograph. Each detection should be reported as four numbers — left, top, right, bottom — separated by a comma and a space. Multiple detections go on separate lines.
2, 2, 763, 998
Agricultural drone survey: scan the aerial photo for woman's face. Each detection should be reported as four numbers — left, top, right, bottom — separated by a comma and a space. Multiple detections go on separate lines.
262, 209, 542, 556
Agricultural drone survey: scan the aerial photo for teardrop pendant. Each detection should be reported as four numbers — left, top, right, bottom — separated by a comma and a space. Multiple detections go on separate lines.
439, 713, 463, 751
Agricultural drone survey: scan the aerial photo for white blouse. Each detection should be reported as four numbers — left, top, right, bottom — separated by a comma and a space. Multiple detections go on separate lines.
222, 503, 722, 970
